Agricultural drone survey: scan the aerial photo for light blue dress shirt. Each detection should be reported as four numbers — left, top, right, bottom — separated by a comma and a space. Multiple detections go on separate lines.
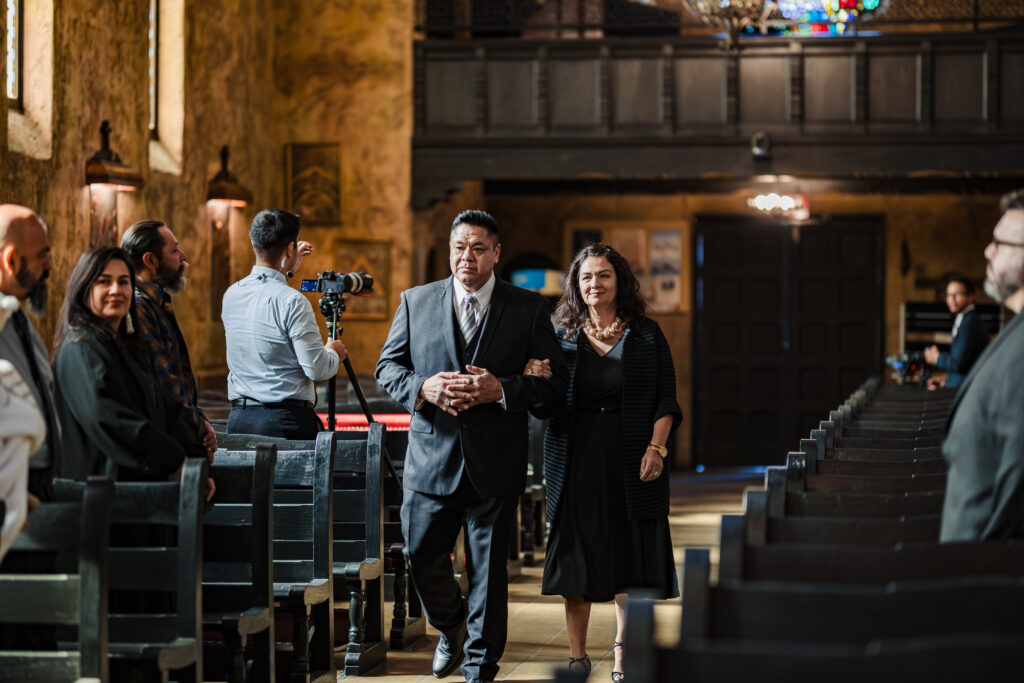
222, 266, 339, 403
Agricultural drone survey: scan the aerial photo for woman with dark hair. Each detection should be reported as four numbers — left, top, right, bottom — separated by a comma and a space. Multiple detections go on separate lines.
52, 247, 210, 488
528, 243, 681, 681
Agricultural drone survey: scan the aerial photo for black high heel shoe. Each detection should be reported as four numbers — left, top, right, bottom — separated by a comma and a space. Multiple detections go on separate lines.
611, 641, 624, 682
568, 654, 592, 677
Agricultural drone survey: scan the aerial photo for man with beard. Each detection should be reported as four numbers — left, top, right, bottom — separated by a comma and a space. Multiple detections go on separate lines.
923, 275, 989, 389
941, 190, 1024, 541
0, 205, 57, 502
121, 220, 217, 457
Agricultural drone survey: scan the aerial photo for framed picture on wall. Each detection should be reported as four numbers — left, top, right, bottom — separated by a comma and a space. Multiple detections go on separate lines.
564, 219, 690, 314
333, 238, 390, 320
285, 142, 341, 224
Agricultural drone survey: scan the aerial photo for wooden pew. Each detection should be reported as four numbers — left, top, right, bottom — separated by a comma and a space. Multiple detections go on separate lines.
783, 453, 946, 495
216, 445, 336, 683
680, 548, 1024, 642
626, 604, 1024, 683
719, 513, 1024, 583
764, 468, 943, 518
744, 487, 940, 546
203, 446, 276, 683
0, 477, 113, 683
55, 459, 208, 683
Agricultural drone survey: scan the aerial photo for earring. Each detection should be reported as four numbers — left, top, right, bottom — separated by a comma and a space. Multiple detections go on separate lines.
125, 312, 135, 334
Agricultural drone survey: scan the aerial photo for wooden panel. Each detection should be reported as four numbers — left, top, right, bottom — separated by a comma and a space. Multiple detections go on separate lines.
739, 57, 789, 124
426, 61, 478, 128
549, 59, 602, 129
804, 55, 854, 123
676, 57, 727, 125
1001, 51, 1024, 122
613, 58, 662, 126
868, 54, 919, 122
934, 52, 984, 121
488, 60, 538, 128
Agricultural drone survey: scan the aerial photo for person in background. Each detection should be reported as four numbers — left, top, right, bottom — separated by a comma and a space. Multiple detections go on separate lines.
0, 205, 58, 503
527, 243, 681, 682
52, 247, 213, 499
0, 294, 46, 561
121, 220, 217, 458
924, 274, 988, 390
222, 209, 346, 439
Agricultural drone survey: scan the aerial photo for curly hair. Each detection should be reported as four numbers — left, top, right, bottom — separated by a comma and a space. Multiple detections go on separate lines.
554, 243, 646, 337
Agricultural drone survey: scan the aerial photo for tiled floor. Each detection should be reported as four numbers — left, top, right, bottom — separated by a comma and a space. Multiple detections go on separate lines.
343, 469, 760, 682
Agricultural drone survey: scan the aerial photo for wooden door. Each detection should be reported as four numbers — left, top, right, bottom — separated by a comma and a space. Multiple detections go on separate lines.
693, 216, 883, 467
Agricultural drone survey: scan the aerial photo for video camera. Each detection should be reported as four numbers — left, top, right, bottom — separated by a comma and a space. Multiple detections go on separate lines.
300, 270, 374, 297
885, 352, 926, 384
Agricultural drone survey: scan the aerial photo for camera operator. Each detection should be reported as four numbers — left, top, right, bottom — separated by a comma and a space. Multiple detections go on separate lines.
221, 209, 346, 439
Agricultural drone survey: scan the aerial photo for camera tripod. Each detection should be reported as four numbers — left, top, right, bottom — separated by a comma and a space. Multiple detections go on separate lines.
319, 291, 401, 483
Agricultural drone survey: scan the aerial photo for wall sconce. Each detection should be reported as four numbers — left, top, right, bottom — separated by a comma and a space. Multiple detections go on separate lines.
748, 192, 809, 220
207, 146, 252, 227
207, 146, 252, 317
85, 120, 143, 248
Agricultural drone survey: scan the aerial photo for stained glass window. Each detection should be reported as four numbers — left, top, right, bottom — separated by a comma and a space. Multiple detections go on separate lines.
148, 0, 158, 135
6, 0, 21, 106
773, 0, 889, 35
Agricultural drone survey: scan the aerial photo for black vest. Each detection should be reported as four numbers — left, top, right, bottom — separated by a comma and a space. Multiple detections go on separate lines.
452, 304, 486, 368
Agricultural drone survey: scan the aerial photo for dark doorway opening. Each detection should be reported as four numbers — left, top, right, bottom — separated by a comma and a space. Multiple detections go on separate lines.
693, 215, 884, 467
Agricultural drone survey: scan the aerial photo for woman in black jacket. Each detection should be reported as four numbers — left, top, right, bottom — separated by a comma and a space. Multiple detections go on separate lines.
52, 247, 210, 489
529, 243, 681, 681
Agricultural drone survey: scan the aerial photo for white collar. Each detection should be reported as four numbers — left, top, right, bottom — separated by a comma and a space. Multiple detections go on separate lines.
250, 265, 286, 283
452, 272, 496, 312
954, 304, 975, 324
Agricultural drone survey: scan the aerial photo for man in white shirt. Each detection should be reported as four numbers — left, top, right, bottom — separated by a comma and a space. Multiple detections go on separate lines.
222, 209, 347, 439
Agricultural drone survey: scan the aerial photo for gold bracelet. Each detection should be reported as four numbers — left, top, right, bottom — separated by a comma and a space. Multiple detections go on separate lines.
646, 443, 668, 459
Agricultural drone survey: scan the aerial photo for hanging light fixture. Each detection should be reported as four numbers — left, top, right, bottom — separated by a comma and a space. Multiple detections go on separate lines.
85, 120, 143, 248
206, 145, 252, 318
684, 0, 779, 47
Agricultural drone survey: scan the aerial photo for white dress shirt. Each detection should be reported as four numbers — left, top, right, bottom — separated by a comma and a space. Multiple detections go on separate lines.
222, 266, 339, 403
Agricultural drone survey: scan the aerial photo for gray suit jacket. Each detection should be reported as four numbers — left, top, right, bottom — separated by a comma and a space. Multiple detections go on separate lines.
0, 315, 57, 469
940, 311, 1024, 541
376, 276, 568, 498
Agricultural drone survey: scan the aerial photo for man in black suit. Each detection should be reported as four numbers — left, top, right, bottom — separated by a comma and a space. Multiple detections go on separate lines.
376, 210, 567, 681
924, 275, 988, 389
941, 191, 1024, 541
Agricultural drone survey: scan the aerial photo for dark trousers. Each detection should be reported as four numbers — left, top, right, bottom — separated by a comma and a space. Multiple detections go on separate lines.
227, 403, 322, 440
401, 472, 518, 682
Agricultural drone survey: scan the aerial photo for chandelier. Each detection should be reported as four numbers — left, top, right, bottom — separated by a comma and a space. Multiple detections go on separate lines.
685, 0, 891, 44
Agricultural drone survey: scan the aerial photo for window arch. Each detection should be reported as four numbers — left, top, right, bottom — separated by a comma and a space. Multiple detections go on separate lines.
6, 0, 21, 109
7, 0, 52, 159
148, 0, 184, 175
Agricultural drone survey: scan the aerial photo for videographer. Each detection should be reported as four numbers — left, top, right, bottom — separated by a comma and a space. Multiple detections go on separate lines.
221, 209, 346, 439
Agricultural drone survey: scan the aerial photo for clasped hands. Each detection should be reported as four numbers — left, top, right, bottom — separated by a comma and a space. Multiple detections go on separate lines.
421, 365, 503, 416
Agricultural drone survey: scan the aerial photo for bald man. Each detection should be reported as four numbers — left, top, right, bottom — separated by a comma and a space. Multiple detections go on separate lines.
941, 190, 1024, 541
0, 204, 58, 501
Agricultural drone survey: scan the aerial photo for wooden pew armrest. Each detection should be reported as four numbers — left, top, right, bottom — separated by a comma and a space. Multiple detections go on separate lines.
336, 558, 383, 582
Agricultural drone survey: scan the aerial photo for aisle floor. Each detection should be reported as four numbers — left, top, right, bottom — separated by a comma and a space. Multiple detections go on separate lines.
343, 469, 760, 682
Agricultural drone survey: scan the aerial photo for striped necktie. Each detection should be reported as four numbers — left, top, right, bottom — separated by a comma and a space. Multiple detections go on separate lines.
461, 294, 479, 342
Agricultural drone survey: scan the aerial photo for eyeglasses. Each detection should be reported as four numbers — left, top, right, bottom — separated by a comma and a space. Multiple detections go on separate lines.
990, 237, 1024, 249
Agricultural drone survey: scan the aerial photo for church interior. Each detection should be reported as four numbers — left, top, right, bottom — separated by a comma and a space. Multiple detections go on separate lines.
2, 0, 1024, 681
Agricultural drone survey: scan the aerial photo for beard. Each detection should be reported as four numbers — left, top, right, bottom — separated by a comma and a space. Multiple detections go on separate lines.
15, 263, 48, 317
155, 260, 189, 295
984, 261, 1023, 304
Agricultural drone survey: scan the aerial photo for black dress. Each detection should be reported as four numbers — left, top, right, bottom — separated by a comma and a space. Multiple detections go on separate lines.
541, 335, 679, 602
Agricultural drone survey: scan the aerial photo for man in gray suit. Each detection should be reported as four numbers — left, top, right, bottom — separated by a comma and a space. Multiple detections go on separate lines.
941, 190, 1024, 541
0, 205, 57, 503
376, 210, 567, 682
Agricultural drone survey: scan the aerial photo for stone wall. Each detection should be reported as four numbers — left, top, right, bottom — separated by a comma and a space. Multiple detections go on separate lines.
0, 0, 413, 386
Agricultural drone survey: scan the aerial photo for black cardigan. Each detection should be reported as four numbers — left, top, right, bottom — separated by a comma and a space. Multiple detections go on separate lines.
537, 317, 682, 522
53, 331, 205, 481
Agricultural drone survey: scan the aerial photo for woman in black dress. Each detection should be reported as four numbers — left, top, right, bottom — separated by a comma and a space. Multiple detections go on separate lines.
528, 243, 681, 681
53, 247, 212, 492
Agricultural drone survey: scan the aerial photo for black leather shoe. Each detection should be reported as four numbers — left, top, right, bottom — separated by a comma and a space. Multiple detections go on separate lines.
432, 621, 467, 678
